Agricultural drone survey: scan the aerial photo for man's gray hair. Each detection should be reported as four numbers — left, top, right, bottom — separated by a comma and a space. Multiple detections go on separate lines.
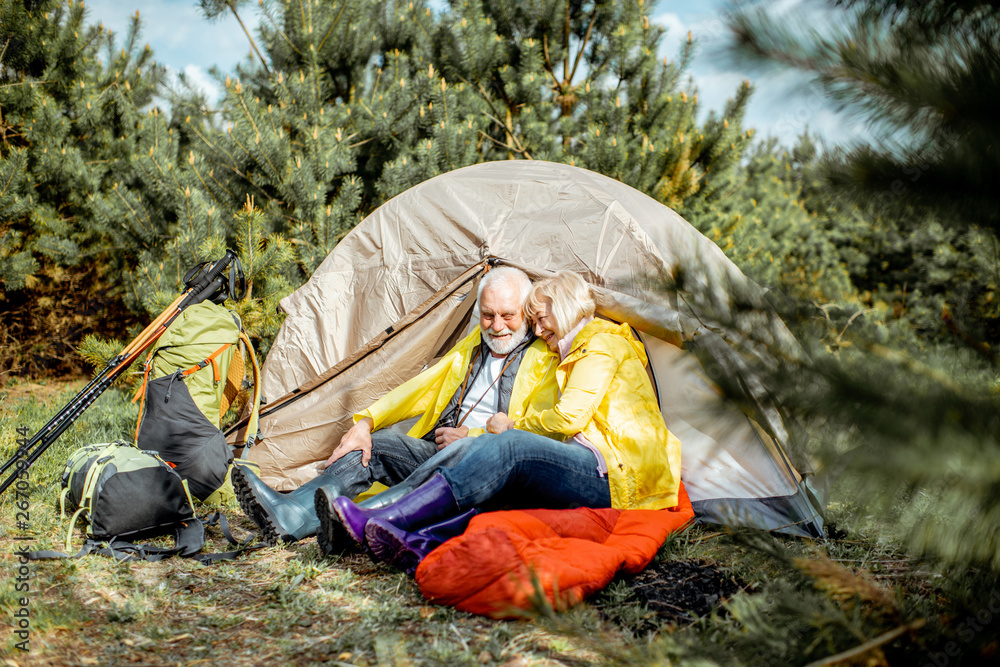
477, 266, 532, 305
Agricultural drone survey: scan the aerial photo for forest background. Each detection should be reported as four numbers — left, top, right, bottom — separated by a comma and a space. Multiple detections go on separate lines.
2, 0, 999, 665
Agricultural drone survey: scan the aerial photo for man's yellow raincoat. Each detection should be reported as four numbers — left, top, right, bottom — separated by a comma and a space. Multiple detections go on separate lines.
515, 319, 681, 510
357, 329, 558, 438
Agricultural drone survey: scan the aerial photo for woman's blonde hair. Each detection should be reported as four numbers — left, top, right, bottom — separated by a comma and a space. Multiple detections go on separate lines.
525, 270, 595, 339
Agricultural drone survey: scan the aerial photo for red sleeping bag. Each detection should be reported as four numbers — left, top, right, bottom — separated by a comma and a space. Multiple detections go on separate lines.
415, 482, 694, 618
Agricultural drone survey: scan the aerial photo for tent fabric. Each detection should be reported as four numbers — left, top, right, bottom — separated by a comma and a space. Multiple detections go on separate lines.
261, 160, 783, 400
415, 482, 695, 618
241, 160, 824, 537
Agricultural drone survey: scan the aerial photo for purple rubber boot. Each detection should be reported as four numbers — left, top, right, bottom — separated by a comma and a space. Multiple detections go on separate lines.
329, 473, 459, 547
365, 509, 477, 576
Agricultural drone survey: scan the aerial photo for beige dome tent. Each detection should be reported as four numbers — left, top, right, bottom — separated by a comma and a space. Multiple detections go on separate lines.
231, 160, 825, 537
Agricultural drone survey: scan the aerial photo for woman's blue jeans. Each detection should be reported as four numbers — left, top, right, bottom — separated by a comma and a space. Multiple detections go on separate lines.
435, 431, 612, 511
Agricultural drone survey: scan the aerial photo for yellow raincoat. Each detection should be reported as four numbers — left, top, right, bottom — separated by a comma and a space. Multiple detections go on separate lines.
515, 319, 681, 510
358, 329, 558, 438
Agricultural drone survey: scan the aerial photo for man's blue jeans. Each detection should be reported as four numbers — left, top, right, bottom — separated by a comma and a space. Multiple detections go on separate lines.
436, 431, 613, 511
325, 430, 438, 498
325, 430, 475, 499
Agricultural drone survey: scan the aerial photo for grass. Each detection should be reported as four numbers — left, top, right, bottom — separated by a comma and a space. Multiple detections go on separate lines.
0, 377, 983, 666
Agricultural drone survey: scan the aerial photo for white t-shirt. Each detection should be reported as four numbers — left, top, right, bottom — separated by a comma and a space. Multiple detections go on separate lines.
457, 354, 506, 429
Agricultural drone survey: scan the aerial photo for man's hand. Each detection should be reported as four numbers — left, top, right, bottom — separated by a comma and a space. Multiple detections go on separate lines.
434, 425, 469, 450
486, 412, 515, 434
326, 417, 374, 468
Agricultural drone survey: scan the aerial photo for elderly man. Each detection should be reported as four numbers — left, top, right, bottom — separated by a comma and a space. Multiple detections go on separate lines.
232, 266, 557, 546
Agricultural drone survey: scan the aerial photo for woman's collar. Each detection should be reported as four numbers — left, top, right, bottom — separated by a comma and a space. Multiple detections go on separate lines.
557, 315, 594, 360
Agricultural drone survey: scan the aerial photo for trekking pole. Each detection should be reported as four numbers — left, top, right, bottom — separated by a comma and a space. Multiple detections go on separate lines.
0, 250, 243, 497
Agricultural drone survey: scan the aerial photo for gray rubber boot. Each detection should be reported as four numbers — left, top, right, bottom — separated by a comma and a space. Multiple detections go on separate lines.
232, 464, 344, 545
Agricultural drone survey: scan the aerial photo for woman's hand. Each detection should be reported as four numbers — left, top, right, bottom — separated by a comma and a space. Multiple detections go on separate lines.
486, 412, 515, 434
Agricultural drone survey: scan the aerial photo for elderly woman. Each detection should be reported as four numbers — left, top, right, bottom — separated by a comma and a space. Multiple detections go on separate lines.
318, 270, 681, 573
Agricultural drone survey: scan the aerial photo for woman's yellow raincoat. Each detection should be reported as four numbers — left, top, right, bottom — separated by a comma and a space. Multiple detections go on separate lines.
515, 319, 681, 510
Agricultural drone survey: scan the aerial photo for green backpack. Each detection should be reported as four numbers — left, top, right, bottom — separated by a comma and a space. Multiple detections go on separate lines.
133, 301, 261, 505
53, 441, 204, 559
24, 441, 254, 563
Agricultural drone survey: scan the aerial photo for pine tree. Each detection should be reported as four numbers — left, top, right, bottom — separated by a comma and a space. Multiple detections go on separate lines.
683, 135, 855, 302
430, 0, 753, 208
183, 0, 763, 282
792, 139, 1000, 348
724, 2, 1000, 656
0, 0, 165, 376
731, 0, 1000, 239
91, 85, 300, 352
182, 0, 494, 274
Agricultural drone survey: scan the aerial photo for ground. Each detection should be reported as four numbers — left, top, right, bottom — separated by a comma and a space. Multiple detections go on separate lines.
0, 377, 968, 666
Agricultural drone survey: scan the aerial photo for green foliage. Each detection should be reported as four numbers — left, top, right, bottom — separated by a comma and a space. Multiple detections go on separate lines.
684, 135, 855, 302
729, 0, 1000, 239
0, 1, 167, 376
228, 199, 296, 352
431, 0, 752, 206
680, 268, 1000, 662
0, 1, 166, 274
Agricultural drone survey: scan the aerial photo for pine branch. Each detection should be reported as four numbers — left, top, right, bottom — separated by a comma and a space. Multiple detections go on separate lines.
229, 2, 271, 76
802, 620, 926, 667
317, 1, 349, 53
259, 0, 303, 57
568, 8, 599, 84
541, 34, 563, 91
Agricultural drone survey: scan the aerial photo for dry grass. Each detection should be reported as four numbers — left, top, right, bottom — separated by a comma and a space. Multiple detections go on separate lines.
0, 378, 962, 666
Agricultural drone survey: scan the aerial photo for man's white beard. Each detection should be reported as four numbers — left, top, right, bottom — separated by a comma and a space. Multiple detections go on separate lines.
483, 320, 529, 356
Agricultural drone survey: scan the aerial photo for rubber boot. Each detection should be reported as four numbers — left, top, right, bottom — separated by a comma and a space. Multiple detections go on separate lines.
329, 473, 460, 547
366, 509, 477, 576
314, 481, 417, 557
314, 482, 353, 558
232, 463, 344, 545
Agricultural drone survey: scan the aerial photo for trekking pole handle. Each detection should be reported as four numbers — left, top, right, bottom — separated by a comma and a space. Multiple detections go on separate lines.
179, 250, 239, 309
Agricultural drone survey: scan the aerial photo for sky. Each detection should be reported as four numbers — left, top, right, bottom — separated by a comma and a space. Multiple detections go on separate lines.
83, 0, 866, 148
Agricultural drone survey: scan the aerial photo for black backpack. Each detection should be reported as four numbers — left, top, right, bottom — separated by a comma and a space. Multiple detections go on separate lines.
29, 442, 253, 563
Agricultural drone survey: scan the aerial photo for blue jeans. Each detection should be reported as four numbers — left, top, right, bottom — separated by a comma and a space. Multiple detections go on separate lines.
349, 435, 480, 507
436, 431, 612, 511
326, 429, 442, 498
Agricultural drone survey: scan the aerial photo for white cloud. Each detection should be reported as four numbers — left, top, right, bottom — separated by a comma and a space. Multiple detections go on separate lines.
83, 0, 257, 76
651, 3, 868, 148
656, 12, 688, 59
687, 68, 747, 114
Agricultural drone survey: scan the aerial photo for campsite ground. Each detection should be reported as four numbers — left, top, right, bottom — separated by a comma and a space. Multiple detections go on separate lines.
0, 379, 958, 665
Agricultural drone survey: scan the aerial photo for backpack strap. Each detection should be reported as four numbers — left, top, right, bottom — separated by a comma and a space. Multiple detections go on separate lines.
63, 507, 87, 553
239, 331, 262, 450
187, 511, 267, 564
29, 518, 204, 562
181, 342, 233, 384
27, 512, 263, 564
58, 487, 70, 518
